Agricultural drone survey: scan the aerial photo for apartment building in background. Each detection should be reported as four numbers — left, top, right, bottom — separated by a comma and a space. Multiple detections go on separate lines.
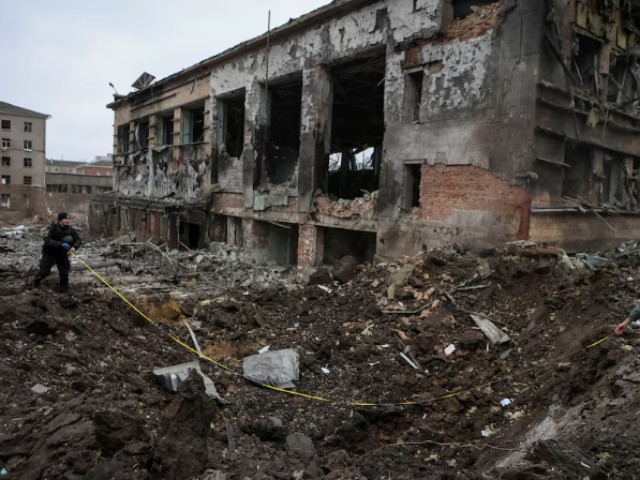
93, 0, 640, 266
0, 101, 49, 219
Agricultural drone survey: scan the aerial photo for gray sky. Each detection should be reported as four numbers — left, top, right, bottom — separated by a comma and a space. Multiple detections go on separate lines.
0, 0, 331, 162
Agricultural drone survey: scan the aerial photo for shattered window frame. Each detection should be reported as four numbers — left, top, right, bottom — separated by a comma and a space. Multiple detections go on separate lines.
117, 124, 130, 154
182, 103, 206, 145
220, 90, 246, 158
158, 113, 174, 146
134, 118, 150, 151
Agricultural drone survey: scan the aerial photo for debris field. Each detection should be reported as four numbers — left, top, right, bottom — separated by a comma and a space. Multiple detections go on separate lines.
1, 223, 640, 479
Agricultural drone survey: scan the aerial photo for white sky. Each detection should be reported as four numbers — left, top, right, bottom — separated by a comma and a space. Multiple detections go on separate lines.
0, 0, 331, 162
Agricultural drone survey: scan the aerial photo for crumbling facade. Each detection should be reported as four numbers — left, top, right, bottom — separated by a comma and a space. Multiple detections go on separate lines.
94, 0, 640, 265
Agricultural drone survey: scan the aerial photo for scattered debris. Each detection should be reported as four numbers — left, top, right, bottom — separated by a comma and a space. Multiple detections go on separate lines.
242, 348, 300, 389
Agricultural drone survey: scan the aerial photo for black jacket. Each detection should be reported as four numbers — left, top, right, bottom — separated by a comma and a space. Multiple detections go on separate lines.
43, 222, 81, 256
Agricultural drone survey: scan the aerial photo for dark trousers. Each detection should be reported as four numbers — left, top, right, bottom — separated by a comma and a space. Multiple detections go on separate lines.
37, 252, 70, 287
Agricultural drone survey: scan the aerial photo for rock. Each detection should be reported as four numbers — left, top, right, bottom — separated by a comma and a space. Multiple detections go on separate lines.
93, 410, 149, 456
286, 433, 315, 462
333, 256, 358, 284
31, 383, 49, 394
307, 267, 332, 285
459, 330, 485, 348
59, 297, 79, 309
152, 373, 218, 479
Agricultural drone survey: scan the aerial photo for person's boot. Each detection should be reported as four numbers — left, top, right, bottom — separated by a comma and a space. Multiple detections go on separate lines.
33, 276, 41, 287
59, 283, 69, 293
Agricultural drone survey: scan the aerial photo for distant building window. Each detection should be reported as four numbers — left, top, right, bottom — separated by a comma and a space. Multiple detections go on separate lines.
182, 104, 205, 144
1, 175, 10, 185
118, 124, 130, 153
1, 157, 9, 166
159, 114, 174, 145
23, 157, 32, 167
23, 176, 32, 185
1, 138, 9, 149
1, 120, 10, 130
24, 121, 32, 132
0, 193, 9, 208
24, 140, 32, 150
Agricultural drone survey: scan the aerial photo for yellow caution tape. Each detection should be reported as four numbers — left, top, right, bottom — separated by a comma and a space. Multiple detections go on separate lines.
70, 251, 613, 408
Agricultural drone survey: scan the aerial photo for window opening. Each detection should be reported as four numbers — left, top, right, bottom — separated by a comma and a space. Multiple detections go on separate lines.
134, 119, 149, 150
117, 124, 130, 153
1, 120, 10, 130
405, 70, 423, 123
24, 140, 32, 150
23, 176, 32, 185
0, 193, 9, 208
453, 0, 495, 19
1, 138, 10, 149
326, 54, 385, 199
1, 157, 9, 166
572, 34, 602, 93
1, 175, 10, 185
23, 158, 32, 167
266, 76, 302, 184
222, 92, 245, 158
24, 121, 32, 132
159, 114, 174, 145
182, 104, 205, 144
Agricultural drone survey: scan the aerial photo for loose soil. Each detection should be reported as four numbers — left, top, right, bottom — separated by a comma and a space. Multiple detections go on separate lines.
1, 227, 640, 480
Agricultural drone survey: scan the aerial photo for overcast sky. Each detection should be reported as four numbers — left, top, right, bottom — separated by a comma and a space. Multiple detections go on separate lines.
0, 0, 331, 162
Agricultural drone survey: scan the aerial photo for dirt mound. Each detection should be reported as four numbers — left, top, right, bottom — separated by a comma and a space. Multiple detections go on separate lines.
1, 231, 640, 479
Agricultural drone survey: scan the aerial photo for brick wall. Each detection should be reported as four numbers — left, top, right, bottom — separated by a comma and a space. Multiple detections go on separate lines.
419, 165, 530, 239
298, 224, 324, 268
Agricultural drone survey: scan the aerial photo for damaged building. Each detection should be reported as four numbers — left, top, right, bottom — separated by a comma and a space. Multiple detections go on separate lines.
93, 0, 640, 266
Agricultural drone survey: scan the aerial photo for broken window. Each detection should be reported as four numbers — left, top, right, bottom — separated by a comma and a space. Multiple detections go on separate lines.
1, 157, 9, 166
117, 124, 130, 153
24, 140, 32, 150
134, 119, 149, 150
23, 176, 31, 185
403, 163, 421, 210
607, 55, 638, 106
23, 157, 31, 167
221, 91, 245, 158
323, 227, 376, 264
1, 175, 10, 185
24, 121, 32, 132
404, 70, 423, 122
1, 120, 10, 130
452, 0, 496, 19
326, 54, 385, 199
571, 34, 602, 93
0, 193, 9, 208
266, 76, 302, 184
1, 138, 10, 149
562, 143, 596, 204
158, 113, 174, 146
182, 104, 205, 144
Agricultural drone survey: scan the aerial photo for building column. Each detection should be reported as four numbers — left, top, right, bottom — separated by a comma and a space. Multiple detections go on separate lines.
298, 65, 332, 213
297, 223, 324, 268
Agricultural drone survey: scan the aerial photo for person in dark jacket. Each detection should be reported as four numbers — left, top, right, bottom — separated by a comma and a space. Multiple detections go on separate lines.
34, 212, 81, 292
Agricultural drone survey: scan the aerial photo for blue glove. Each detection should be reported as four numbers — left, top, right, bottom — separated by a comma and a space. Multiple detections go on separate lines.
62, 242, 70, 251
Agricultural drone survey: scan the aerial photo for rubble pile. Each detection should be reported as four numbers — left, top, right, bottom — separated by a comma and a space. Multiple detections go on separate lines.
1, 223, 640, 479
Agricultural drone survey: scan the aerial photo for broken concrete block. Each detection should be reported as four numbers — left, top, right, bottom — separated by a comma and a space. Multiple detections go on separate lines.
153, 361, 226, 403
242, 348, 299, 389
31, 383, 50, 394
286, 432, 315, 462
253, 195, 268, 211
469, 313, 511, 345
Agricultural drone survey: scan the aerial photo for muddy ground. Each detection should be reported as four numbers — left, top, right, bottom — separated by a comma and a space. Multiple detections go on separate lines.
1, 222, 640, 480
